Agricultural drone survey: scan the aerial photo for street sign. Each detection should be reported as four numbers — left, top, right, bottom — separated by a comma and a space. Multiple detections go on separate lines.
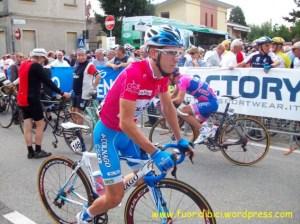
13, 19, 26, 25
106, 36, 115, 49
77, 38, 85, 48
105, 15, 115, 31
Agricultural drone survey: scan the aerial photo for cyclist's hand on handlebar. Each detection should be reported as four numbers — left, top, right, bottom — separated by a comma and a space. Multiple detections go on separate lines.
177, 138, 190, 151
151, 149, 175, 173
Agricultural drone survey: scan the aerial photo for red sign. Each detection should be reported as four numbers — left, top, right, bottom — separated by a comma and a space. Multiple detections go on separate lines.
105, 15, 115, 31
15, 28, 21, 40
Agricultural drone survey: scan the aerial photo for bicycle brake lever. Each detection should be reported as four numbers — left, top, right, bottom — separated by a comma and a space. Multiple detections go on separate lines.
188, 150, 194, 164
187, 145, 195, 164
171, 153, 177, 179
171, 166, 177, 179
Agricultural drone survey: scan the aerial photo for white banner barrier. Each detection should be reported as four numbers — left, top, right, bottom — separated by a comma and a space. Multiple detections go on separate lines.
179, 67, 300, 121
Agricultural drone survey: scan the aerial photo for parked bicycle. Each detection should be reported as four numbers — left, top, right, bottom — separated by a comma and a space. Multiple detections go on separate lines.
19, 95, 93, 154
149, 95, 270, 166
38, 127, 216, 224
0, 83, 20, 128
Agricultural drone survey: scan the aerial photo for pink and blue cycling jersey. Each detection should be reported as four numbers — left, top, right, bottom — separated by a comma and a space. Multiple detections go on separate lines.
177, 75, 217, 102
100, 59, 169, 131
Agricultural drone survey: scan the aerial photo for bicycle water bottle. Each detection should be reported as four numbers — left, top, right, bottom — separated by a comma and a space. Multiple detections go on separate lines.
92, 170, 105, 196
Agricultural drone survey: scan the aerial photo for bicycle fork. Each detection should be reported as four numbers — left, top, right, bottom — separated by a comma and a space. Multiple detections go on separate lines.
149, 186, 173, 224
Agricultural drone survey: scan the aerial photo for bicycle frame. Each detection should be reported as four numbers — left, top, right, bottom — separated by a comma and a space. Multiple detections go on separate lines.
203, 100, 249, 149
84, 99, 99, 127
54, 151, 173, 222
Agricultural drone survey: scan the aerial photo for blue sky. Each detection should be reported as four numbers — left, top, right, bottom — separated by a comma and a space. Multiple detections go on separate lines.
90, 0, 297, 26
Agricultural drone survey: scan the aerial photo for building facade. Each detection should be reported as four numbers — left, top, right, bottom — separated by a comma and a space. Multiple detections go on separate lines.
155, 0, 233, 33
0, 0, 86, 56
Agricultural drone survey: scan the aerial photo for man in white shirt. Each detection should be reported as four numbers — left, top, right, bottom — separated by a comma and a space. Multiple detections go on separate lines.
220, 39, 244, 68
50, 50, 70, 67
204, 44, 225, 67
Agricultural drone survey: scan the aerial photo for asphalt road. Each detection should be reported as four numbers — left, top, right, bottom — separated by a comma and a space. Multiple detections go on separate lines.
0, 123, 299, 224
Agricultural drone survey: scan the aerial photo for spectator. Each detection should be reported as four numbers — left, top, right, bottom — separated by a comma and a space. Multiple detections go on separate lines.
106, 45, 134, 70
47, 51, 56, 64
69, 52, 77, 67
61, 49, 71, 65
92, 48, 107, 67
271, 37, 291, 68
17, 48, 69, 159
204, 44, 225, 67
291, 41, 300, 69
221, 39, 231, 53
50, 50, 70, 67
239, 36, 279, 72
220, 39, 244, 68
184, 47, 206, 67
9, 52, 24, 82
287, 38, 300, 63
106, 49, 116, 61
71, 48, 101, 123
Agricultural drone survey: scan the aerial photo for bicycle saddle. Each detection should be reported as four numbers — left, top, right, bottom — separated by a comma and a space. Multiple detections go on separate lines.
221, 95, 240, 100
61, 122, 90, 130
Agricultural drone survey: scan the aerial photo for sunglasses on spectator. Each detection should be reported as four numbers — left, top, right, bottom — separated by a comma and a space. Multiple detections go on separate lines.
156, 49, 183, 57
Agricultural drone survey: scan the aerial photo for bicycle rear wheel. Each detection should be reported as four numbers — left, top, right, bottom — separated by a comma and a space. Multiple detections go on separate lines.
124, 178, 216, 224
149, 117, 197, 145
220, 117, 270, 166
63, 111, 93, 154
0, 95, 13, 128
38, 156, 94, 224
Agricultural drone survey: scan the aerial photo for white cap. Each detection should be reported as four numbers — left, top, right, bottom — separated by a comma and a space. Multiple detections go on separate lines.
30, 48, 47, 58
292, 41, 300, 49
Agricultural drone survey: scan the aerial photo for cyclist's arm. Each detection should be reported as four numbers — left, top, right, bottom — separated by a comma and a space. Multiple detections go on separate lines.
119, 98, 156, 155
172, 89, 185, 105
159, 91, 181, 141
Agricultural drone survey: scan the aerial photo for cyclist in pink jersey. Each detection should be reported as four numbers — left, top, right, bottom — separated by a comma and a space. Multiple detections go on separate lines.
77, 25, 191, 223
170, 68, 219, 144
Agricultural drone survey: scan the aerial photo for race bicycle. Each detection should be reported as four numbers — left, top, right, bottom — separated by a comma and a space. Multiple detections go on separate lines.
149, 95, 270, 166
19, 95, 93, 154
38, 123, 216, 224
0, 84, 20, 128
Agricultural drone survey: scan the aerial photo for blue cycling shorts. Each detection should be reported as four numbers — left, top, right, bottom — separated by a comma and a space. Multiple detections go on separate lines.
93, 120, 149, 185
191, 99, 218, 122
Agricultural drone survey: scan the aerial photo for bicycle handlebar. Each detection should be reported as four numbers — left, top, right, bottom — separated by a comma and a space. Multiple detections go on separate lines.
143, 143, 194, 185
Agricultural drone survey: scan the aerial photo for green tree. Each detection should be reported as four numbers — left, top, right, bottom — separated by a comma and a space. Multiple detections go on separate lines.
95, 0, 155, 42
272, 24, 292, 41
291, 21, 300, 39
229, 6, 247, 26
247, 22, 273, 41
283, 0, 300, 23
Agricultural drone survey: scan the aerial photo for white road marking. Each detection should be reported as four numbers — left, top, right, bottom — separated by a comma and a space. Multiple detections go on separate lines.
3, 211, 37, 224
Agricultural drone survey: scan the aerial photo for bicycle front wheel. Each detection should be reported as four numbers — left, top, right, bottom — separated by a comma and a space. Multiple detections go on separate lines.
38, 156, 94, 224
149, 117, 197, 145
220, 117, 270, 166
124, 178, 216, 224
0, 95, 13, 128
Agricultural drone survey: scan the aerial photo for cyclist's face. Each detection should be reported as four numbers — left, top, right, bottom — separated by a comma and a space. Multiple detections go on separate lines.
77, 52, 87, 63
260, 43, 271, 54
156, 47, 182, 74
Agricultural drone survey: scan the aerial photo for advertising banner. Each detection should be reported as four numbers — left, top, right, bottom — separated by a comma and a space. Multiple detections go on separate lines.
180, 67, 300, 121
